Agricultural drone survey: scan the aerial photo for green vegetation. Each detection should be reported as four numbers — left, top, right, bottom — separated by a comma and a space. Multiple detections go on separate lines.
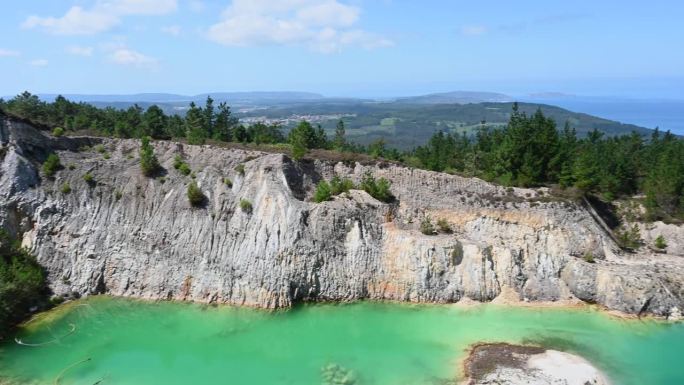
239, 199, 253, 214
94, 144, 106, 153
3, 92, 682, 221
139, 136, 160, 176
411, 104, 684, 221
436, 218, 452, 233
235, 164, 245, 176
420, 216, 435, 235
583, 252, 595, 263
330, 175, 354, 195
173, 155, 191, 176
52, 127, 64, 137
187, 181, 205, 207
41, 153, 61, 177
83, 172, 95, 185
115, 190, 123, 201
314, 175, 355, 203
359, 172, 393, 203
223, 178, 233, 188
288, 120, 329, 160
60, 182, 71, 194
617, 224, 643, 250
0, 230, 48, 337
333, 120, 346, 150
314, 180, 332, 203
654, 235, 667, 250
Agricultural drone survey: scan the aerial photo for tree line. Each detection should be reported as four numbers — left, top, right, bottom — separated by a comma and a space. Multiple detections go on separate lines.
2, 93, 682, 221
409, 104, 684, 221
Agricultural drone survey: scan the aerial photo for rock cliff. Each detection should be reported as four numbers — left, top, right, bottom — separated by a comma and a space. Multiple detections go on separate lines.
1, 116, 682, 316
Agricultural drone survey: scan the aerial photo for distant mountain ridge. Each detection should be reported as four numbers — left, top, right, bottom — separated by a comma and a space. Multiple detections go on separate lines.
394, 91, 513, 104
33, 91, 325, 104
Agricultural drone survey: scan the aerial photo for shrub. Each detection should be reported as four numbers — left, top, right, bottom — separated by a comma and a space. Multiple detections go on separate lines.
103, 152, 111, 160
52, 127, 64, 137
0, 230, 48, 338
314, 180, 332, 202
114, 190, 123, 201
173, 155, 192, 176
359, 171, 394, 203
330, 175, 355, 195
654, 235, 667, 250
617, 224, 642, 250
139, 136, 160, 177
42, 153, 61, 177
583, 252, 595, 263
82, 172, 95, 186
173, 155, 184, 169
223, 178, 233, 188
436, 218, 452, 233
179, 163, 191, 176
187, 181, 205, 207
68, 163, 76, 170
94, 144, 106, 153
240, 199, 253, 214
60, 183, 71, 194
420, 216, 435, 235
235, 164, 245, 176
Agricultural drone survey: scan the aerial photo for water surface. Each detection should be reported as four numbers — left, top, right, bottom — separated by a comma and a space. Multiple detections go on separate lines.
1, 297, 683, 384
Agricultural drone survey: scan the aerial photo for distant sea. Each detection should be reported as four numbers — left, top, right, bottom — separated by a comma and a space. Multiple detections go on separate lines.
528, 99, 684, 136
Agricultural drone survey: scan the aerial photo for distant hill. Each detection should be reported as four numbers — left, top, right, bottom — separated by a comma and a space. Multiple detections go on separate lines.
395, 91, 512, 104
34, 91, 325, 105
240, 101, 654, 149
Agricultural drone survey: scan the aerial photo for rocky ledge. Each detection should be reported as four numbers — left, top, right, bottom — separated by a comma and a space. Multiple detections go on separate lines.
1, 116, 683, 316
461, 343, 610, 385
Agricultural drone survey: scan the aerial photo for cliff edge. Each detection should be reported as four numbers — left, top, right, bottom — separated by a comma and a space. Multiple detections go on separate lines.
1, 116, 682, 316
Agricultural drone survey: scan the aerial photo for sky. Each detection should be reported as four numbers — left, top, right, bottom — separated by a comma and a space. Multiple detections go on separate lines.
1, 0, 684, 98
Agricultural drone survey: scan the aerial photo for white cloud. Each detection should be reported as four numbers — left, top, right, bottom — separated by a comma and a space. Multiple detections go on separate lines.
109, 48, 158, 68
161, 25, 182, 36
206, 0, 392, 53
66, 45, 94, 56
22, 0, 177, 35
106, 0, 177, 15
0, 49, 20, 57
29, 59, 49, 67
460, 25, 487, 36
188, 0, 206, 13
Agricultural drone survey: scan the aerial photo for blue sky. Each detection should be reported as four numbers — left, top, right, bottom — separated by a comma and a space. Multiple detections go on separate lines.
1, 0, 683, 98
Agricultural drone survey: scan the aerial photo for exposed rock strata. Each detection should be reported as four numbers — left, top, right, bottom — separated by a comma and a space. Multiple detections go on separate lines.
1, 116, 683, 316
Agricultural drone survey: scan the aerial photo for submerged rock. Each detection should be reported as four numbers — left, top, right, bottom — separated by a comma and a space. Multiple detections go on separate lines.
0, 115, 683, 316
461, 343, 610, 385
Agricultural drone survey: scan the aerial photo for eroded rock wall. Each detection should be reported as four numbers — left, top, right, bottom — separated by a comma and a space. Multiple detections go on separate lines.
1, 116, 683, 316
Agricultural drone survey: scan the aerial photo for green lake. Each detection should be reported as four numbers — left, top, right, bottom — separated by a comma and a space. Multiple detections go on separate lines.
1, 297, 683, 384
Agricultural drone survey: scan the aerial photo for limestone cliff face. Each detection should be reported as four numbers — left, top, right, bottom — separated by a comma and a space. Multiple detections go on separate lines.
1, 116, 683, 316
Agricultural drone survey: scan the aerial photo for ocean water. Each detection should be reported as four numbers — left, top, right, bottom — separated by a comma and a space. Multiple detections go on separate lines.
540, 99, 684, 135
1, 297, 683, 385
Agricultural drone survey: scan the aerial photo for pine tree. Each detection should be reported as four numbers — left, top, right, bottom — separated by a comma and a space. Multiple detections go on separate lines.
142, 105, 167, 139
139, 136, 160, 176
203, 96, 215, 138
185, 102, 206, 145
333, 119, 346, 150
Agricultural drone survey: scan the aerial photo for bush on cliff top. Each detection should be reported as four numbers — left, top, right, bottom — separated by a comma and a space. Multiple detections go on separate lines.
360, 171, 393, 203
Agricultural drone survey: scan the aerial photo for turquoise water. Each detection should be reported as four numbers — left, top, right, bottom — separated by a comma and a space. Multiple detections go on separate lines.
1, 297, 683, 384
